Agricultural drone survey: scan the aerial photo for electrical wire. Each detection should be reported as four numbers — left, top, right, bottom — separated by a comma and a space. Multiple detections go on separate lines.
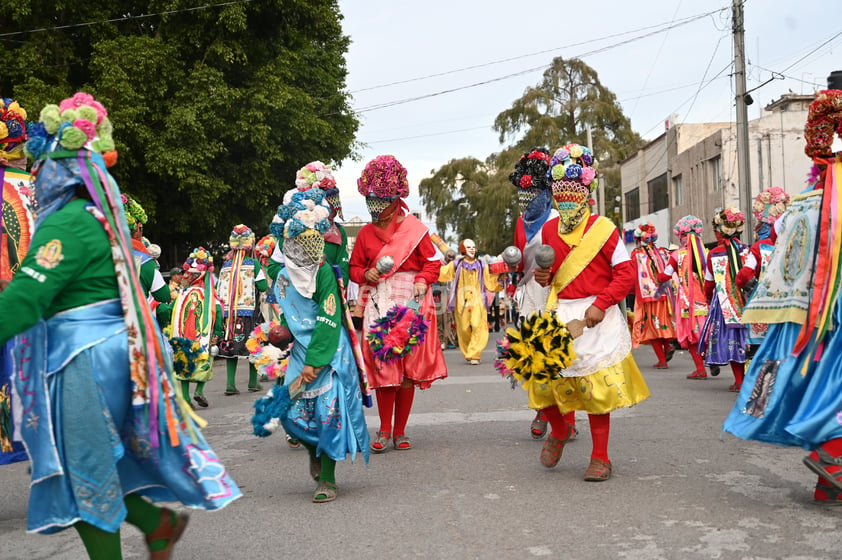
350, 7, 727, 95
0, 0, 257, 38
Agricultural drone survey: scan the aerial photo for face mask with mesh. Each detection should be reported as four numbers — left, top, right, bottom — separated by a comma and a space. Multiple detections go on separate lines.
517, 187, 541, 214
284, 229, 325, 267
552, 179, 590, 233
366, 196, 394, 221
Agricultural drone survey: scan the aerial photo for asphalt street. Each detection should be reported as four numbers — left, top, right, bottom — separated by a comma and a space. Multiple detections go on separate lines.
1, 341, 839, 560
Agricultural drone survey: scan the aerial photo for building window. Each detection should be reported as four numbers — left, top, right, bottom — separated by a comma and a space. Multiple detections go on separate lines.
647, 173, 668, 213
709, 156, 722, 191
673, 174, 683, 206
625, 188, 640, 221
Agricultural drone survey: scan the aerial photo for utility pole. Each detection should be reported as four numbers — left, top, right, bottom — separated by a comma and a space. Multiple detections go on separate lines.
733, 0, 753, 237
587, 125, 605, 216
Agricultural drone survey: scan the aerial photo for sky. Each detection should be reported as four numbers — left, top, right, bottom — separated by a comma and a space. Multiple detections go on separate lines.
331, 0, 841, 228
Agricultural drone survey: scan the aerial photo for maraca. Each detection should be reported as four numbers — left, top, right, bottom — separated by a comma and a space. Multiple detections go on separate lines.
268, 323, 293, 349
376, 255, 395, 274
502, 246, 522, 267
535, 245, 556, 269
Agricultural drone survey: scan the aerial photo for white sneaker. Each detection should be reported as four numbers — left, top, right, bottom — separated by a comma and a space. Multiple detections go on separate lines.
469, 359, 480, 365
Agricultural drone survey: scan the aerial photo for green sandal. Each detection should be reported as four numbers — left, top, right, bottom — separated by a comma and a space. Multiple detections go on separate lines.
313, 481, 337, 503
224, 386, 240, 396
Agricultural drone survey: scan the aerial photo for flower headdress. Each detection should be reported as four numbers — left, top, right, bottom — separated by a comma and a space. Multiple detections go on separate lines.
295, 160, 343, 220
673, 215, 704, 238
804, 89, 842, 159
271, 188, 331, 240
509, 147, 552, 191
183, 246, 214, 274
0, 98, 28, 162
357, 155, 409, 200
548, 143, 599, 194
229, 224, 255, 250
712, 206, 745, 237
752, 186, 790, 225
121, 194, 147, 235
25, 92, 116, 166
255, 234, 276, 260
633, 221, 658, 244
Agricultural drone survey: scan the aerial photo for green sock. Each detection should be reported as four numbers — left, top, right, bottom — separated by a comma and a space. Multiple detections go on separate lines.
74, 521, 122, 560
319, 456, 336, 484
124, 494, 172, 553
248, 363, 259, 388
226, 359, 237, 390
180, 380, 190, 402
195, 381, 206, 396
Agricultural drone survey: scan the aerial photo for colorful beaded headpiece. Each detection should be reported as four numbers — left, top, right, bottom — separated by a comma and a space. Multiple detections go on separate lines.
509, 148, 552, 191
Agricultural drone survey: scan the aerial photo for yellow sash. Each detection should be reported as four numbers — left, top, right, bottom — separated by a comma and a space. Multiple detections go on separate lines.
545, 216, 617, 312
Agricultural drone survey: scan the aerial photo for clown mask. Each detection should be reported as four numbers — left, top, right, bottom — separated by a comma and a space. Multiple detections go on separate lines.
461, 239, 477, 260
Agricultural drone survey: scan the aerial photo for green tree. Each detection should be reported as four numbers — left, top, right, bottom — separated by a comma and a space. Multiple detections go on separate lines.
494, 57, 643, 216
0, 1, 359, 266
419, 58, 642, 253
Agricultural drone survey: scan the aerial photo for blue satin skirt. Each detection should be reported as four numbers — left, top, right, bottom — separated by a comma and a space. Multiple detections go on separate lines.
723, 296, 842, 449
13, 300, 240, 534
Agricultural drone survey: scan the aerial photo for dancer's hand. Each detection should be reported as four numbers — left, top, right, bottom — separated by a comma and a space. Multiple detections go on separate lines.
414, 282, 427, 297
533, 268, 551, 287
301, 365, 322, 383
584, 305, 605, 328
0, 279, 9, 294
364, 268, 381, 283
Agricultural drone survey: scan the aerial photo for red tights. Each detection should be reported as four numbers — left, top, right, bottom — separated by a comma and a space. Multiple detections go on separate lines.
688, 345, 706, 372
374, 385, 415, 437
541, 406, 610, 462
731, 361, 745, 386
652, 339, 669, 364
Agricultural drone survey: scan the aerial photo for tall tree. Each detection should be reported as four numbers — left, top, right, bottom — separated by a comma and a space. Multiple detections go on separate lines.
420, 58, 642, 253
0, 1, 359, 265
494, 57, 643, 213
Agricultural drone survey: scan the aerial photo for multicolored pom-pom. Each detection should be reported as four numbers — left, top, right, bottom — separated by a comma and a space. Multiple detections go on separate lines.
366, 305, 429, 363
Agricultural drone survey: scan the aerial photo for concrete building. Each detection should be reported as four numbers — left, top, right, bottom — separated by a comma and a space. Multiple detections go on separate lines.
620, 93, 815, 249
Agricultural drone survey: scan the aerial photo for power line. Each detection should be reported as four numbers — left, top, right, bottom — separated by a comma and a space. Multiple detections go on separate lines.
627, 0, 685, 118
350, 11, 730, 117
350, 7, 727, 95
684, 32, 727, 121
0, 0, 257, 38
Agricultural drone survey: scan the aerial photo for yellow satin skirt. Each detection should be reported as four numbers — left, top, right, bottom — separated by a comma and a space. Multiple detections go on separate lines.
524, 353, 650, 414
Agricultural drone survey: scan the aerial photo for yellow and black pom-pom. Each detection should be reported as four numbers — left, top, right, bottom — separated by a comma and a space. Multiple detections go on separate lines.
503, 312, 576, 388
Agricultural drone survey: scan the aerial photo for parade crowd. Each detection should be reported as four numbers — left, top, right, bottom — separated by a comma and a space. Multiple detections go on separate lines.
1, 80, 841, 559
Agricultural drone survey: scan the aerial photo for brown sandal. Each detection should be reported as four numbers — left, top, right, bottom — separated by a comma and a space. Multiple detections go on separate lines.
539, 425, 573, 468
583, 458, 613, 482
146, 508, 190, 560
393, 435, 412, 450
371, 431, 391, 453
530, 414, 548, 439
313, 481, 337, 503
